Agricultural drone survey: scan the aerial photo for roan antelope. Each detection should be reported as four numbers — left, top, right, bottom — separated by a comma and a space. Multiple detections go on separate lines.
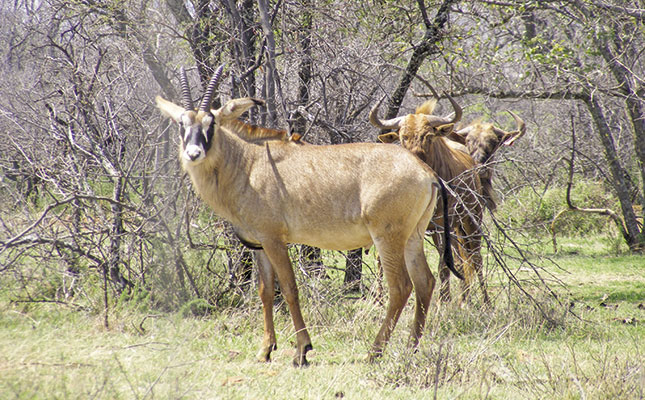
370, 95, 489, 305
449, 113, 526, 211
156, 66, 461, 366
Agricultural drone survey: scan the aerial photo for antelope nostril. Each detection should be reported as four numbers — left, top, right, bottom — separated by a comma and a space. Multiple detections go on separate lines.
184, 147, 202, 161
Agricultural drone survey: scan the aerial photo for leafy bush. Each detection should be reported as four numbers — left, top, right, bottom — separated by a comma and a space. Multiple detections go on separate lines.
497, 179, 619, 236
180, 298, 216, 318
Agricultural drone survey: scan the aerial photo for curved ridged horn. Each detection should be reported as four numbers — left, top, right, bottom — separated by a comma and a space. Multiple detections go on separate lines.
369, 96, 405, 130
500, 111, 526, 146
444, 92, 462, 125
179, 67, 194, 110
418, 80, 441, 100
508, 111, 526, 136
419, 84, 461, 126
199, 64, 225, 112
454, 125, 473, 136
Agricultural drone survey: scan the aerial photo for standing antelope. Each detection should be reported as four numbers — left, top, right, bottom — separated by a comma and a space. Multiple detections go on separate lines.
370, 95, 489, 305
156, 66, 460, 366
449, 113, 526, 211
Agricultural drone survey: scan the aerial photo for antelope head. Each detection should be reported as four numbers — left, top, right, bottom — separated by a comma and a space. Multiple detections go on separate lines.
452, 111, 526, 164
370, 93, 462, 162
155, 65, 264, 165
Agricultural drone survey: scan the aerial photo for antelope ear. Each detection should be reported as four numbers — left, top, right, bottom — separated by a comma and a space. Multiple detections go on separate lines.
213, 98, 265, 122
377, 132, 399, 143
503, 132, 522, 146
156, 96, 185, 123
436, 123, 455, 137
447, 129, 467, 145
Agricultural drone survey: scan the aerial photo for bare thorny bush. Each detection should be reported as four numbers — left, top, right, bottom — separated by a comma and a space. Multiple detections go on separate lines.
0, 1, 255, 320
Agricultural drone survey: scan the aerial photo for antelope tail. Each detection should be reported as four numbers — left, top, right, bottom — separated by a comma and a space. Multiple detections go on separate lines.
438, 179, 463, 280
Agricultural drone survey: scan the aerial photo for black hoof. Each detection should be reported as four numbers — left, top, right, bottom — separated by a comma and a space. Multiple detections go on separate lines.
293, 357, 309, 367
257, 343, 277, 362
293, 343, 313, 367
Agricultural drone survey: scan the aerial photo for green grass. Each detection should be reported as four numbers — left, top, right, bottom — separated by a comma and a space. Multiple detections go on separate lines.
1, 236, 644, 399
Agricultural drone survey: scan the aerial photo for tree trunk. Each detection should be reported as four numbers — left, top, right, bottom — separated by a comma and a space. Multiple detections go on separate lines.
384, 0, 456, 118
222, 0, 258, 101
594, 25, 645, 238
299, 245, 326, 278
228, 242, 254, 290
257, 0, 278, 125
344, 248, 362, 291
239, 0, 258, 100
108, 175, 131, 293
291, 0, 325, 276
583, 95, 643, 251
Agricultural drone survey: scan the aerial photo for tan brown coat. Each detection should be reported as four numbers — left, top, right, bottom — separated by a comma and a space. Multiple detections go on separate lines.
157, 79, 456, 365
371, 97, 489, 305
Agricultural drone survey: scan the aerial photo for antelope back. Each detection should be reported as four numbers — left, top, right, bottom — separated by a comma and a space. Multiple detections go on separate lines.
224, 119, 304, 144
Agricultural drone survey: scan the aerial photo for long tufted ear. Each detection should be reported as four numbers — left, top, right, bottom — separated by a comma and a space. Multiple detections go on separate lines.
212, 98, 265, 122
377, 132, 400, 143
156, 96, 186, 123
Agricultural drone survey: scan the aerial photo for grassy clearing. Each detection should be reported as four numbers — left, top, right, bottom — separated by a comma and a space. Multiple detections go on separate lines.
1, 236, 644, 399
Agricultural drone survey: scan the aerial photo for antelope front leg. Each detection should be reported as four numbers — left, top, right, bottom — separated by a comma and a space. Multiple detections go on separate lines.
262, 241, 313, 367
469, 234, 491, 307
458, 228, 477, 307
255, 250, 277, 362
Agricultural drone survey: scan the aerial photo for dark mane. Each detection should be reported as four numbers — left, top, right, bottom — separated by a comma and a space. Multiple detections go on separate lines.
225, 119, 304, 144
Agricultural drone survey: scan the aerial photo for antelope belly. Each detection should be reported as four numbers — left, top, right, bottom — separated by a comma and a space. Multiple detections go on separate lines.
288, 223, 373, 251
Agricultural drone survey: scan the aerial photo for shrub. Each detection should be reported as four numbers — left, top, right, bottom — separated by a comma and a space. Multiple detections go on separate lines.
497, 179, 618, 236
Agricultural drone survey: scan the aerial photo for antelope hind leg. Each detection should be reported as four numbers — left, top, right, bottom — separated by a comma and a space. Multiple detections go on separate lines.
404, 232, 435, 348
433, 231, 452, 303
255, 250, 278, 362
368, 239, 412, 361
459, 218, 489, 307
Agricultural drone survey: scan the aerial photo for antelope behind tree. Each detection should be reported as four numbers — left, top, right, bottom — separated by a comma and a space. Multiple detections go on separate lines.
450, 113, 526, 211
156, 66, 461, 366
371, 94, 489, 305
